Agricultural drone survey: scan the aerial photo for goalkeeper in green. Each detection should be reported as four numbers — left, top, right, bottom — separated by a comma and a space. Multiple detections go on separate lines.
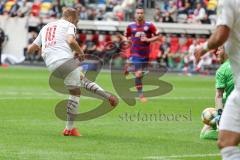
200, 46, 234, 140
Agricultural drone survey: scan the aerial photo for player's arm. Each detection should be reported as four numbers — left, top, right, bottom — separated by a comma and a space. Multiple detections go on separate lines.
142, 35, 160, 43
141, 23, 160, 43
27, 43, 40, 54
66, 25, 84, 61
215, 68, 225, 110
195, 26, 230, 64
117, 32, 128, 41
195, 0, 233, 63
120, 25, 132, 42
27, 31, 41, 54
215, 88, 224, 110
67, 35, 84, 55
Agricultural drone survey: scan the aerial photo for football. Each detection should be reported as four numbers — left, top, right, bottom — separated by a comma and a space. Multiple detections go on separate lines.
201, 107, 218, 127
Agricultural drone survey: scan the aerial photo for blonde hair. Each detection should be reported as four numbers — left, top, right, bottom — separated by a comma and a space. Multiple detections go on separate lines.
62, 7, 78, 19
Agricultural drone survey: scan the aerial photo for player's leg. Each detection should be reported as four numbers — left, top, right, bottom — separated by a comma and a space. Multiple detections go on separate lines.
135, 70, 143, 96
61, 66, 84, 136
134, 61, 148, 103
80, 75, 118, 107
218, 130, 240, 160
218, 89, 240, 159
200, 124, 218, 140
47, 59, 82, 136
63, 87, 81, 136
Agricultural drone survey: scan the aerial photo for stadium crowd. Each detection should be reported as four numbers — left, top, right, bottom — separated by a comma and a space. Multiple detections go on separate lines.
0, 0, 219, 74
154, 0, 217, 24
0, 0, 217, 24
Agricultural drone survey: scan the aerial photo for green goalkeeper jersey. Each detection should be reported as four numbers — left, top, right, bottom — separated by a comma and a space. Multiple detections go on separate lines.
215, 60, 234, 104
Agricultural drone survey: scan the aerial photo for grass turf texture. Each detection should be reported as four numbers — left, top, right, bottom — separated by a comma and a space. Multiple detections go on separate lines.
0, 66, 221, 160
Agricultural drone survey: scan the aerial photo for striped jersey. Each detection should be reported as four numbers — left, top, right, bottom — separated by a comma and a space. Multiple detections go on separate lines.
125, 21, 159, 59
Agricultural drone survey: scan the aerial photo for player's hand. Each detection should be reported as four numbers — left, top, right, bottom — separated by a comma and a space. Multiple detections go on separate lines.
141, 36, 149, 42
123, 63, 129, 76
194, 46, 208, 64
74, 53, 85, 62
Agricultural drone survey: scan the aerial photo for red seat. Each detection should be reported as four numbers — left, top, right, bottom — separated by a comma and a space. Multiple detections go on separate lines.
186, 38, 193, 48
104, 34, 112, 42
31, 3, 40, 17
179, 44, 188, 54
91, 34, 99, 42
169, 36, 179, 53
198, 37, 206, 44
149, 41, 161, 60
79, 34, 86, 43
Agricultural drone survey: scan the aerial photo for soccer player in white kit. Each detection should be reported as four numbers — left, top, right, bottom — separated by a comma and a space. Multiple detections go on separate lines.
195, 0, 240, 159
27, 8, 118, 137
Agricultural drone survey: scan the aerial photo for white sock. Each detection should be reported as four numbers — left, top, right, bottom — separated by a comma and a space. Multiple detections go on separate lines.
66, 95, 80, 130
221, 146, 240, 160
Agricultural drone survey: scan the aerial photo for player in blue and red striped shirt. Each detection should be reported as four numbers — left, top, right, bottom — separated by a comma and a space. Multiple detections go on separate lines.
123, 6, 160, 103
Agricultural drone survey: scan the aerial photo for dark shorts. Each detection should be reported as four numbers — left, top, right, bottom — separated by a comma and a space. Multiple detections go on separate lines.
129, 56, 149, 72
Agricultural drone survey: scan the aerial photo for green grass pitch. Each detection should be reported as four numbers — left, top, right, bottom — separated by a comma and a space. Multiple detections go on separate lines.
0, 66, 221, 160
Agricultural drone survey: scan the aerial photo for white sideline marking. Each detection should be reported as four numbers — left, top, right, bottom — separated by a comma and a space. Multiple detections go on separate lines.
144, 153, 220, 160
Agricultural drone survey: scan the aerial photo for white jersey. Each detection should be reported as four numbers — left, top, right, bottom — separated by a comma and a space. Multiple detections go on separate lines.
217, 0, 240, 88
33, 19, 76, 66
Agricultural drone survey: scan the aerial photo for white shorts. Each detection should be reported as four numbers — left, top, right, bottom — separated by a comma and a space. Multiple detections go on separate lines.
47, 59, 84, 88
219, 88, 240, 133
219, 49, 240, 133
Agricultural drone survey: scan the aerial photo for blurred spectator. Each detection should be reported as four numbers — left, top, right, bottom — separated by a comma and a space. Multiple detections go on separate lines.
176, 0, 185, 10
157, 36, 170, 67
0, 27, 5, 65
153, 7, 162, 22
206, 0, 217, 15
113, 1, 123, 14
188, 0, 196, 8
161, 0, 169, 12
162, 12, 174, 23
168, 0, 177, 22
183, 39, 197, 75
191, 2, 207, 24
9, 1, 20, 17
49, 1, 61, 18
105, 0, 115, 12
201, 14, 211, 24
178, 1, 193, 16
0, 1, 5, 15
96, 9, 105, 20
121, 0, 136, 21
87, 8, 96, 20
17, 0, 31, 17
79, 6, 88, 20
112, 1, 124, 21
